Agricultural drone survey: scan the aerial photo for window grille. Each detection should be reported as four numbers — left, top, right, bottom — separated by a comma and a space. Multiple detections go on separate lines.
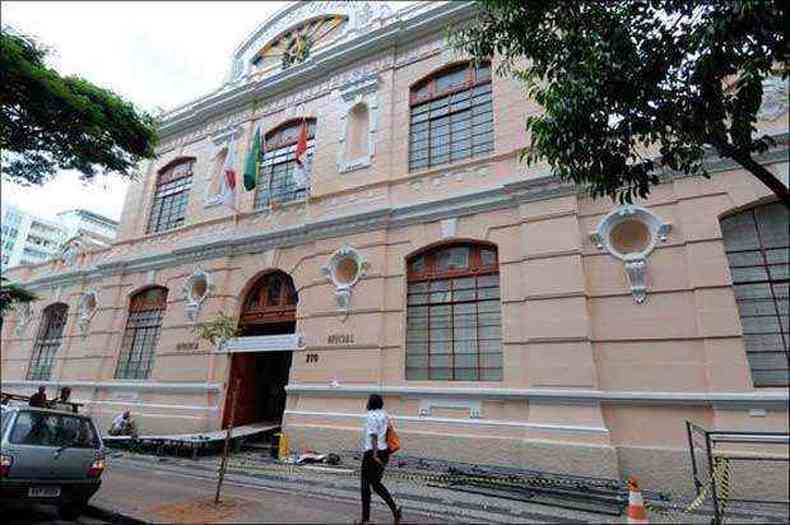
721, 202, 789, 387
406, 243, 502, 381
409, 62, 494, 171
115, 287, 168, 380
147, 159, 194, 233
254, 119, 316, 209
28, 303, 68, 381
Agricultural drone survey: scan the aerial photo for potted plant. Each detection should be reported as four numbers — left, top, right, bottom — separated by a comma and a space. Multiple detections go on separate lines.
192, 312, 239, 351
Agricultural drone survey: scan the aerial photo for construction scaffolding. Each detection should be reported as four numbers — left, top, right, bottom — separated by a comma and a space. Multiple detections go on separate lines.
103, 422, 279, 459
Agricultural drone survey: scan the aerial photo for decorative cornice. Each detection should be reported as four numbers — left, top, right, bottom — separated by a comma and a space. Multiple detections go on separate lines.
12, 139, 788, 292
286, 383, 789, 408
2, 379, 223, 394
284, 410, 610, 434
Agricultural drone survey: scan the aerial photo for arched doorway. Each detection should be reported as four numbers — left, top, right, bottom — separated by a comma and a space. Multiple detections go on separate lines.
224, 271, 297, 427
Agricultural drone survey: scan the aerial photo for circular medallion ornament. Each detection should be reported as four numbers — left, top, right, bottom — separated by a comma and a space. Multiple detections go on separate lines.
590, 205, 672, 304
321, 245, 370, 316
77, 290, 98, 336
182, 270, 212, 322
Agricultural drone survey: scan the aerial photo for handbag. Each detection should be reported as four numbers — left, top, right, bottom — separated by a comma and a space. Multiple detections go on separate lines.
385, 419, 401, 454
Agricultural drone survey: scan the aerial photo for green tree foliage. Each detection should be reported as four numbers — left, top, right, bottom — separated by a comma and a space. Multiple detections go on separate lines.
0, 28, 158, 185
451, 1, 788, 206
0, 277, 37, 329
192, 312, 240, 350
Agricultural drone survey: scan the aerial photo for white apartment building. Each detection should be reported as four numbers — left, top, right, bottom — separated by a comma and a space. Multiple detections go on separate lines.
56, 209, 118, 244
0, 203, 118, 270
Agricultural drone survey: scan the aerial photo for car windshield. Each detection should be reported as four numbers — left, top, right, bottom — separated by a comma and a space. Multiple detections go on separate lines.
8, 411, 99, 449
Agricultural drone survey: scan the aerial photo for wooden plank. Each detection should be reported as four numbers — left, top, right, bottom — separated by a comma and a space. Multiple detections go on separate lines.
103, 422, 279, 444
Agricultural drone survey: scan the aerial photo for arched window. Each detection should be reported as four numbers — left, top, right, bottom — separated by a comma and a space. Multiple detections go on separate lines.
250, 15, 347, 72
115, 287, 168, 380
27, 303, 68, 381
409, 61, 493, 171
406, 242, 502, 381
240, 271, 298, 326
721, 202, 789, 387
255, 119, 316, 209
147, 158, 195, 233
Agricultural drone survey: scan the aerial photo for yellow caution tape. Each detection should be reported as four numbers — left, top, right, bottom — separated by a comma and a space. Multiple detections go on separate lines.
644, 457, 731, 520
223, 456, 616, 491
222, 453, 741, 522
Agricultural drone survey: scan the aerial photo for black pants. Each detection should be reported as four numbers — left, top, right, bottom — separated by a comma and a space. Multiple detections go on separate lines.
361, 449, 397, 522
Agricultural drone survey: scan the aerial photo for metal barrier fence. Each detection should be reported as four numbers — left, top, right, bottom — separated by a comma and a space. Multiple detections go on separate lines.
687, 420, 789, 524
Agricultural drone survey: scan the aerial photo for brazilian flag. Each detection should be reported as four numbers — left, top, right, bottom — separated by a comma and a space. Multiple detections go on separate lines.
243, 127, 261, 191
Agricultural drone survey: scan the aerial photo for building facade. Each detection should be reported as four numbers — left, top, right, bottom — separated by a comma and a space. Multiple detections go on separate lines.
1, 204, 118, 270
1, 1, 787, 492
56, 209, 119, 244
1, 204, 66, 269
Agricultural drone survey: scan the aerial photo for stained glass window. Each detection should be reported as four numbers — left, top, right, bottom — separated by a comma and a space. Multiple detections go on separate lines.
251, 16, 347, 72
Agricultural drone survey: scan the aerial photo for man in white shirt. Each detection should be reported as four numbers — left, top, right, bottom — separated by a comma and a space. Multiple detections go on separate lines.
109, 410, 138, 438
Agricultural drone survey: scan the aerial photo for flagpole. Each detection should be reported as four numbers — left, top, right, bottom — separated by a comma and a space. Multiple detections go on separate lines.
233, 137, 240, 225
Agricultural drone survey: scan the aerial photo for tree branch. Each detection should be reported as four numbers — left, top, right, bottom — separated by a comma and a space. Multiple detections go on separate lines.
715, 140, 790, 208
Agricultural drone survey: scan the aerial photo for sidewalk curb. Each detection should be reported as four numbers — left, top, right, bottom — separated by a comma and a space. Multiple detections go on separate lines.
85, 504, 151, 525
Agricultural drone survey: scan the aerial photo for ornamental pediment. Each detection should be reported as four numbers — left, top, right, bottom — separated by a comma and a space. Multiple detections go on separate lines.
227, 1, 392, 84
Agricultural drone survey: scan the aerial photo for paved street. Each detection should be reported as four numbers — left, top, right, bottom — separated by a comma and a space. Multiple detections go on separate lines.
92, 453, 624, 523
92, 458, 443, 524
6, 503, 106, 525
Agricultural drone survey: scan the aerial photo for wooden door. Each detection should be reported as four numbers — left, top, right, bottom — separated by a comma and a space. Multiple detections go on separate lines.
223, 353, 258, 428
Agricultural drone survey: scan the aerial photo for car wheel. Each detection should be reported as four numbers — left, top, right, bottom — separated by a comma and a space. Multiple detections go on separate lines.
57, 502, 86, 521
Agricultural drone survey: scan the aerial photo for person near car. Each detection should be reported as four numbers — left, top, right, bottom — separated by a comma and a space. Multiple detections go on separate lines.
358, 394, 401, 525
28, 385, 48, 408
109, 410, 138, 437
50, 386, 76, 413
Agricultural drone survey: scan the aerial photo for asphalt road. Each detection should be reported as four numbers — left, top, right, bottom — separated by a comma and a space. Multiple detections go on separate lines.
6, 503, 106, 525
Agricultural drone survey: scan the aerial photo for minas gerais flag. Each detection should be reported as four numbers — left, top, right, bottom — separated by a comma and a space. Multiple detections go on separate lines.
243, 126, 262, 191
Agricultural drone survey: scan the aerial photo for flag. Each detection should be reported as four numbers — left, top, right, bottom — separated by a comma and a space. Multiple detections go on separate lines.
243, 126, 261, 191
292, 119, 309, 189
218, 139, 238, 210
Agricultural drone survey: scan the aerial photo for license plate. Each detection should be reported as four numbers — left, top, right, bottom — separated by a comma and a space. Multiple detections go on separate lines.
28, 487, 61, 498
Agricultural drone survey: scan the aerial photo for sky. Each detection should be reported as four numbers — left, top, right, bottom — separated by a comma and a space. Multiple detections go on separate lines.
2, 1, 410, 221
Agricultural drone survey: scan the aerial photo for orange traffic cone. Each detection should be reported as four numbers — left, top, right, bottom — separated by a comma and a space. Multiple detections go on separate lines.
626, 477, 649, 524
